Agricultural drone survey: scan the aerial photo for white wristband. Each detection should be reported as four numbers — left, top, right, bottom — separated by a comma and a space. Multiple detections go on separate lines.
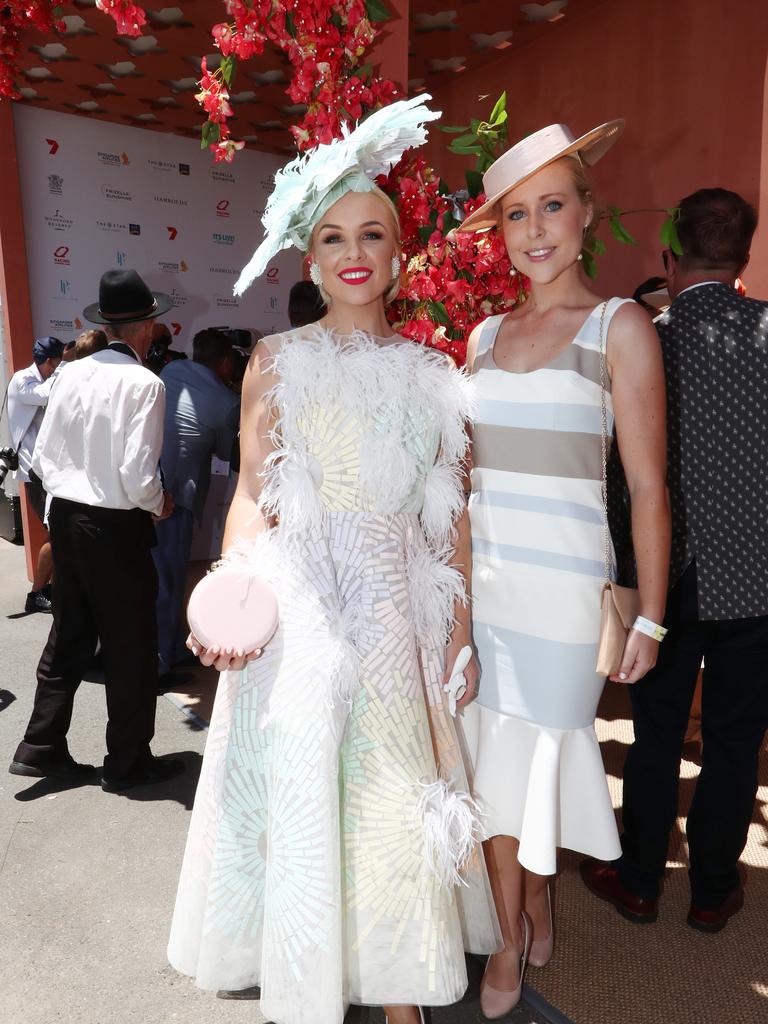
633, 616, 668, 642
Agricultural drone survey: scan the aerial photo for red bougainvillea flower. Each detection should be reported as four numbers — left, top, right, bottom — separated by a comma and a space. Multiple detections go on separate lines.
95, 0, 147, 38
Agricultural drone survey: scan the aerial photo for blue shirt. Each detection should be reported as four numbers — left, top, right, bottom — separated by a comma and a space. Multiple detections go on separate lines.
159, 359, 240, 521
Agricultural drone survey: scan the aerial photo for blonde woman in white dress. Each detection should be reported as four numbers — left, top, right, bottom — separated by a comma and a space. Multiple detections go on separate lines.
455, 122, 670, 1020
167, 97, 500, 1024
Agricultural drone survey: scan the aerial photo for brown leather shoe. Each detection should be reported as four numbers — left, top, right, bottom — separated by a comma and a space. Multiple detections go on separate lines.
579, 858, 658, 924
687, 885, 744, 933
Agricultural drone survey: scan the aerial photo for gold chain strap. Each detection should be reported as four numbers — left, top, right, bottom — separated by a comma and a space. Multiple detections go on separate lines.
598, 300, 611, 586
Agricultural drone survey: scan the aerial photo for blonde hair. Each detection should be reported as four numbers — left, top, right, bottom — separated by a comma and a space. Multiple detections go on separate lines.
560, 154, 600, 249
309, 186, 402, 306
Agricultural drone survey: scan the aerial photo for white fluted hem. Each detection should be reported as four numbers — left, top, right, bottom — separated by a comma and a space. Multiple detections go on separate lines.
459, 702, 621, 876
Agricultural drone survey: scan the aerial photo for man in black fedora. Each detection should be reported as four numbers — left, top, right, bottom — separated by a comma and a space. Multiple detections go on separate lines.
581, 189, 768, 932
9, 269, 185, 792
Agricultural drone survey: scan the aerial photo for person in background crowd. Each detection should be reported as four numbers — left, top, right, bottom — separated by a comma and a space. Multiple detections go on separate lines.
456, 120, 670, 1017
632, 275, 669, 315
154, 328, 239, 677
6, 335, 65, 613
146, 321, 174, 375
581, 188, 768, 933
288, 278, 327, 327
8, 269, 183, 793
62, 340, 76, 362
74, 328, 108, 360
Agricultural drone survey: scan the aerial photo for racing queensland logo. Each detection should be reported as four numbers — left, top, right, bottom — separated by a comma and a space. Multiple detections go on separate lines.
266, 267, 280, 286
53, 245, 70, 266
215, 199, 230, 219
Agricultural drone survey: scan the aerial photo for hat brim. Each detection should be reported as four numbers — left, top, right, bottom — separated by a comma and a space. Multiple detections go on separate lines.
457, 119, 625, 234
83, 291, 174, 325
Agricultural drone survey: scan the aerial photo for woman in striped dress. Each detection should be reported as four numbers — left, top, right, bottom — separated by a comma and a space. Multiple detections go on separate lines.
455, 123, 670, 1019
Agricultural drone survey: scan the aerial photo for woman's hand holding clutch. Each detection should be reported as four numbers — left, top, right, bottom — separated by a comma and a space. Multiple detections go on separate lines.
186, 633, 263, 673
185, 563, 279, 673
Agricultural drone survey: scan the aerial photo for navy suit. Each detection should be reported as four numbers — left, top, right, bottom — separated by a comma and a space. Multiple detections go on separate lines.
154, 359, 239, 673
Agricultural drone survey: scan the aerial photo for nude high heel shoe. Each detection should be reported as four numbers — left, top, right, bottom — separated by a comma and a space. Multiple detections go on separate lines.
479, 911, 532, 1021
528, 884, 554, 968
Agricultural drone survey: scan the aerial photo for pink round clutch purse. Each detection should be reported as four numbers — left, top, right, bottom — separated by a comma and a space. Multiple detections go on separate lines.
187, 564, 279, 654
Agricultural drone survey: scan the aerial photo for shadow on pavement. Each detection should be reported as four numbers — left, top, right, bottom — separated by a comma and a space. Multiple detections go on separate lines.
0, 689, 16, 711
107, 750, 202, 810
12, 751, 202, 809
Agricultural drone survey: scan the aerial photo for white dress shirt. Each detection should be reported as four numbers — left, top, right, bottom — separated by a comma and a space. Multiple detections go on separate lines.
6, 362, 59, 483
32, 347, 165, 515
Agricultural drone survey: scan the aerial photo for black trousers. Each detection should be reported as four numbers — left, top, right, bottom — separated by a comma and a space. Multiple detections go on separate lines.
618, 561, 768, 908
14, 497, 159, 780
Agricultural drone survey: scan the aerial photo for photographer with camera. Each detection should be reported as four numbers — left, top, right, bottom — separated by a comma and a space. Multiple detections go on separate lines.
4, 335, 65, 613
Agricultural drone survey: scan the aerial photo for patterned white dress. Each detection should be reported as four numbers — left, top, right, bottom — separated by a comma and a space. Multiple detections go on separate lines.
167, 328, 500, 1024
461, 300, 630, 876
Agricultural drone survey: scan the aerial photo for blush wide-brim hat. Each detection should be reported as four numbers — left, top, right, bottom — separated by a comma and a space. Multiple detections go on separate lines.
457, 119, 625, 233
83, 268, 173, 325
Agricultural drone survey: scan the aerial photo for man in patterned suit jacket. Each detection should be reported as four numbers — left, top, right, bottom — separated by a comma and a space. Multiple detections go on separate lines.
582, 188, 768, 932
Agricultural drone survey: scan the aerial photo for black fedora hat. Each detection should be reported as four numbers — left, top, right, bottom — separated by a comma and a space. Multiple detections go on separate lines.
83, 268, 173, 325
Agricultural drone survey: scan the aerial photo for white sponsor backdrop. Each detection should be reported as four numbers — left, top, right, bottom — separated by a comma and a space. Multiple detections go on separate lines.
13, 104, 299, 351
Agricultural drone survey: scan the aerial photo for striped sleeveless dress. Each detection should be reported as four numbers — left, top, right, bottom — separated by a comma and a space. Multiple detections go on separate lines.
461, 298, 631, 876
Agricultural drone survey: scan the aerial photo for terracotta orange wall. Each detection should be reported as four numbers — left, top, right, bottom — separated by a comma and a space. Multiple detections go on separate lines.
0, 101, 45, 578
423, 0, 768, 298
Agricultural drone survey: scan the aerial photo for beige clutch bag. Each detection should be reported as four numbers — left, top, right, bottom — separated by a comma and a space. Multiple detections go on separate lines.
596, 581, 641, 677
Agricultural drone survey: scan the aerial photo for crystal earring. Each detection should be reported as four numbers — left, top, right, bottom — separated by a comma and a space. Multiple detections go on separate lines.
391, 254, 401, 278
309, 261, 323, 287
577, 253, 584, 262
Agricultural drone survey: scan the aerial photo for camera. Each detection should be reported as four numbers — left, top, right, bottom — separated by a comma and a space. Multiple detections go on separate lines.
0, 446, 18, 488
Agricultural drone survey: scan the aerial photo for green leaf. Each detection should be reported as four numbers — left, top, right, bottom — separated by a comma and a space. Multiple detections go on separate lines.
200, 121, 220, 149
449, 140, 482, 155
418, 225, 434, 244
427, 300, 451, 326
330, 11, 343, 29
581, 250, 597, 279
589, 237, 607, 256
488, 91, 507, 124
609, 215, 638, 246
442, 211, 460, 234
220, 55, 237, 87
663, 212, 683, 255
357, 62, 373, 81
465, 169, 484, 198
365, 0, 393, 22
285, 11, 296, 37
438, 177, 451, 195
450, 132, 479, 148
439, 125, 472, 134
